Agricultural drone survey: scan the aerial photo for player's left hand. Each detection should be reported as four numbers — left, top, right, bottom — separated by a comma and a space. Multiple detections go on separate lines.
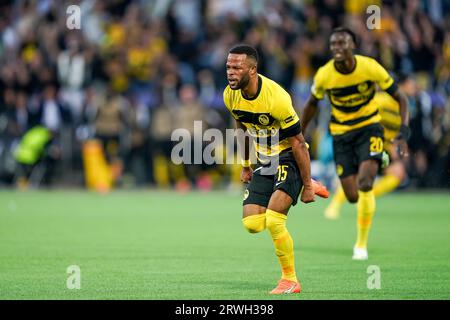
396, 124, 410, 159
398, 139, 409, 158
300, 184, 316, 203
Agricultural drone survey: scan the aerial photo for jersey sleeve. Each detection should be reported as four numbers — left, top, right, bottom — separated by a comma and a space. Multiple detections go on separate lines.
311, 67, 326, 100
370, 58, 397, 95
223, 86, 237, 120
271, 91, 301, 137
223, 86, 231, 111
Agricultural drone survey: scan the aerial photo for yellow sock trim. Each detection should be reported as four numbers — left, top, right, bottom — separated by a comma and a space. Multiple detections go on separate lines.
333, 185, 346, 204
325, 185, 346, 219
266, 209, 297, 282
328, 186, 346, 208
355, 190, 376, 249
373, 174, 401, 197
242, 214, 266, 233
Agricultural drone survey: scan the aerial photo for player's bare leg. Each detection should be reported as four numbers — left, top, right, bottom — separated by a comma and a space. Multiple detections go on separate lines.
358, 159, 379, 192
267, 190, 292, 214
340, 174, 359, 203
265, 190, 301, 294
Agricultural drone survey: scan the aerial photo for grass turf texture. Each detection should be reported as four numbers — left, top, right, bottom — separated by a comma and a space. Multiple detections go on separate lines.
0, 190, 449, 300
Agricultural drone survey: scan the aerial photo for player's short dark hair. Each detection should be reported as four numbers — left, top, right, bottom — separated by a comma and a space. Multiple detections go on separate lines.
331, 27, 357, 45
229, 45, 259, 63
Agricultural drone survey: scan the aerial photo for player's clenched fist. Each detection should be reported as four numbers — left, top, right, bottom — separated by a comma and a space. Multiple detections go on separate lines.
240, 167, 253, 183
300, 185, 315, 203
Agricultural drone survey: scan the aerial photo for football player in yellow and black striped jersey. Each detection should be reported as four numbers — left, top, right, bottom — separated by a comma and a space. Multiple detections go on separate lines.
301, 28, 410, 260
223, 45, 328, 294
324, 85, 410, 221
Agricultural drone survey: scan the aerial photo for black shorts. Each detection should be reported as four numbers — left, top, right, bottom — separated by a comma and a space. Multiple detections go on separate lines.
243, 152, 303, 207
332, 123, 385, 178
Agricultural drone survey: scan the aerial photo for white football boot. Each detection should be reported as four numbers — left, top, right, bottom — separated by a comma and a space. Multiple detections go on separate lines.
352, 247, 368, 260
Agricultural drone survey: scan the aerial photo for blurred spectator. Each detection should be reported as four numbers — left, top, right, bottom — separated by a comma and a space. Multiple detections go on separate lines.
93, 86, 129, 183
57, 34, 87, 123
126, 95, 150, 186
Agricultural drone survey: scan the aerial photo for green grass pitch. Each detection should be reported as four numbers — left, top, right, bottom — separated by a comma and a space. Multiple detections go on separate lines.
0, 190, 449, 300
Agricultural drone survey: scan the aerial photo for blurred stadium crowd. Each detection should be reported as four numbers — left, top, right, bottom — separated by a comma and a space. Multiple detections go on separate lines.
1, 0, 450, 189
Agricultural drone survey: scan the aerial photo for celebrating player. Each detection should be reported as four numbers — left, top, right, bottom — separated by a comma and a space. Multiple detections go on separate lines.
325, 74, 414, 220
301, 28, 410, 260
223, 45, 328, 294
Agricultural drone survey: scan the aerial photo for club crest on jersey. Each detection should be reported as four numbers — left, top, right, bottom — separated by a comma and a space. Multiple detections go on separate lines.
358, 82, 369, 93
243, 189, 249, 200
258, 114, 270, 125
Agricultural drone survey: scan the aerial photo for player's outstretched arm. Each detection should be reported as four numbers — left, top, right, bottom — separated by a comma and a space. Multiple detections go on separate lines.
288, 133, 315, 203
391, 89, 410, 158
300, 94, 319, 134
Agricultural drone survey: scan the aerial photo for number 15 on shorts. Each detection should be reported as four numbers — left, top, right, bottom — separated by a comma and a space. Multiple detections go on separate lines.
277, 165, 288, 182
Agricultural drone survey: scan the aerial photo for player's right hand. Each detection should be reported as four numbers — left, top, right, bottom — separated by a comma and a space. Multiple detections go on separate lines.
300, 184, 316, 203
241, 167, 253, 184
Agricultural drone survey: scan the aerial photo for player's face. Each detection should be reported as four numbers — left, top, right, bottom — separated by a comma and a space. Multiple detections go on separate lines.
330, 32, 354, 62
226, 54, 255, 90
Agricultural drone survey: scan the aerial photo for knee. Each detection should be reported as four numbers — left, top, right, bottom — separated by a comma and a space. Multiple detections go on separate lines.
265, 209, 287, 234
265, 214, 276, 232
358, 176, 374, 192
242, 214, 266, 234
347, 193, 359, 203
343, 187, 359, 203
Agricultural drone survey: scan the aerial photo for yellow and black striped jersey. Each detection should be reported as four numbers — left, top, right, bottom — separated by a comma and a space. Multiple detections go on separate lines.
311, 55, 397, 135
223, 74, 301, 163
373, 91, 401, 144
